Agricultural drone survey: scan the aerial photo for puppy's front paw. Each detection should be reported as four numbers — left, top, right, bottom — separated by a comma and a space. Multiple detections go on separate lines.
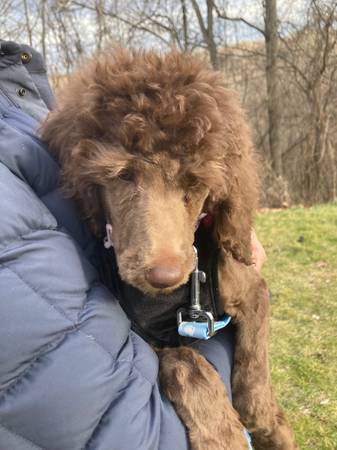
158, 347, 206, 401
157, 346, 248, 450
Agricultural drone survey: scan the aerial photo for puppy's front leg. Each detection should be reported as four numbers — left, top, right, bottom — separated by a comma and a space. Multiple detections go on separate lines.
218, 252, 298, 450
158, 346, 248, 450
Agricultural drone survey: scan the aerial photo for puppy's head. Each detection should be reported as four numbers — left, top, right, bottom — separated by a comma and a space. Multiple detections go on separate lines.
42, 49, 259, 295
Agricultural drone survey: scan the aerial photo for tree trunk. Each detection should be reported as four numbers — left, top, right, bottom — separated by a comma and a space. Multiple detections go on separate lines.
206, 0, 219, 69
23, 0, 33, 46
191, 0, 219, 69
40, 0, 47, 62
264, 0, 282, 176
181, 0, 189, 52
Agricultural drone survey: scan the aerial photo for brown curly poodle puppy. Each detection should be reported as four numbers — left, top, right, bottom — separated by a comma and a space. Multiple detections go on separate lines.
42, 48, 298, 450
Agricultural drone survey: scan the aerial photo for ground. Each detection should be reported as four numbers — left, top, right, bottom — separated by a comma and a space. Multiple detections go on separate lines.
256, 203, 337, 450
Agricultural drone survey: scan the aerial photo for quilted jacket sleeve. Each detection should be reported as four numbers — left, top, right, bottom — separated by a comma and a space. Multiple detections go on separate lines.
0, 42, 234, 450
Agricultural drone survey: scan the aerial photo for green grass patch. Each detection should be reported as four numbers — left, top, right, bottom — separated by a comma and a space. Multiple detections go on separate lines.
256, 203, 337, 450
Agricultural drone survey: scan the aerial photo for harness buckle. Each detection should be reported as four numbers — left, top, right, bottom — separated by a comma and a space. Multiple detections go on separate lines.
177, 245, 231, 340
177, 307, 216, 338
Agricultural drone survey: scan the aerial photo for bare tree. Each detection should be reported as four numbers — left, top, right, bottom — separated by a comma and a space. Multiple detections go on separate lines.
23, 0, 33, 46
40, 0, 47, 61
1, 0, 336, 205
181, 0, 189, 51
280, 0, 337, 202
264, 0, 282, 176
213, 0, 283, 175
190, 0, 219, 68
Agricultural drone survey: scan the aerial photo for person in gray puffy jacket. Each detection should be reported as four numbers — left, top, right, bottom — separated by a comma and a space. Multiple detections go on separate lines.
0, 41, 238, 450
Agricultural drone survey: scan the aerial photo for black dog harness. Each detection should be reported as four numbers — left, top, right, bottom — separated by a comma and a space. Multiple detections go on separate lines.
99, 221, 231, 347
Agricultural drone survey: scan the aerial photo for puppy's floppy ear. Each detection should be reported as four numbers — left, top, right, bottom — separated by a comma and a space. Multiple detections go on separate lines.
40, 78, 105, 165
40, 64, 109, 236
211, 92, 260, 265
47, 137, 108, 236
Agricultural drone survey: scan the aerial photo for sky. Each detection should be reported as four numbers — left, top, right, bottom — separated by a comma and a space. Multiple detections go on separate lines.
0, 0, 314, 71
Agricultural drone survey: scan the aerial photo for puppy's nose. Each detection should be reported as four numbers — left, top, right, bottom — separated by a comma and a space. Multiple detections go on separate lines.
145, 265, 184, 288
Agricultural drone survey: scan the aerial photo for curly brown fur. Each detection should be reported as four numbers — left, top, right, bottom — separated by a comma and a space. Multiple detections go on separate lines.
158, 347, 248, 450
41, 48, 258, 291
218, 251, 298, 449
41, 48, 298, 449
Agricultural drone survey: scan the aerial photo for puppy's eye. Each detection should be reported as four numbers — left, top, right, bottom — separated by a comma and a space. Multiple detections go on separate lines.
184, 193, 192, 205
118, 169, 134, 182
184, 175, 203, 192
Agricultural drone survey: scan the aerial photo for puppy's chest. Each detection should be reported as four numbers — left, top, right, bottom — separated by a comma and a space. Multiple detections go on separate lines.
98, 230, 224, 348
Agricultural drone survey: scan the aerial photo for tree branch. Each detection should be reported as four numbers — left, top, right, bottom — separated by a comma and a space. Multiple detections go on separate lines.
211, 0, 265, 36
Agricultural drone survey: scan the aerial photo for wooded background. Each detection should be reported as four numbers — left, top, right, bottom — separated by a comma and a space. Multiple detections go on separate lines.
1, 0, 336, 207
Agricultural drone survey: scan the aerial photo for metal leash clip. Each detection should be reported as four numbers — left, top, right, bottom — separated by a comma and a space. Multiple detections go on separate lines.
177, 246, 216, 339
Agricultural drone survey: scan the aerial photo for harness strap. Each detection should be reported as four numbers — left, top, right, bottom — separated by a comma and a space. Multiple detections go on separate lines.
178, 314, 231, 340
244, 429, 253, 450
